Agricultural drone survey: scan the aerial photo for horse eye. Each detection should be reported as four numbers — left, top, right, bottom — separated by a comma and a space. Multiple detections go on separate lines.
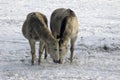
53, 44, 55, 45
54, 49, 57, 51
59, 49, 62, 51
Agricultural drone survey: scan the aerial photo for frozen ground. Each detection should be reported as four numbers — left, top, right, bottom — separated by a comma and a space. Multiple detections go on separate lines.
0, 0, 120, 80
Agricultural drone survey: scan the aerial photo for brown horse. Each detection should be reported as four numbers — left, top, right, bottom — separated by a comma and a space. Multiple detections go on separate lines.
22, 12, 59, 65
50, 8, 78, 64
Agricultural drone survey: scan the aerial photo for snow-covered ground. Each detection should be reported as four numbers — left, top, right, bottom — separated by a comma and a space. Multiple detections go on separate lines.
0, 0, 120, 80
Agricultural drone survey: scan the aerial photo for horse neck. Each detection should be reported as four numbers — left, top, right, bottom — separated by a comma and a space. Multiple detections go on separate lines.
42, 27, 55, 45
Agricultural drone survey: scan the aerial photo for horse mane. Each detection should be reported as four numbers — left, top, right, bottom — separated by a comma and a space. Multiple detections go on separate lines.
38, 13, 48, 27
59, 16, 68, 39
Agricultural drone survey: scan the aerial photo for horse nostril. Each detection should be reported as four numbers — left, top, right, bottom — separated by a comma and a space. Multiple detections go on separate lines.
53, 60, 60, 63
58, 59, 61, 64
53, 60, 57, 63
53, 60, 56, 63
57, 60, 60, 63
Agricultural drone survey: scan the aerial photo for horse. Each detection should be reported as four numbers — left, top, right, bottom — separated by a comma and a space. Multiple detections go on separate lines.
50, 8, 78, 64
22, 12, 59, 65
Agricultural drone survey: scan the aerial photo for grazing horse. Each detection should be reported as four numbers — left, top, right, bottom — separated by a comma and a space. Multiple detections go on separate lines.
50, 8, 78, 64
22, 12, 59, 65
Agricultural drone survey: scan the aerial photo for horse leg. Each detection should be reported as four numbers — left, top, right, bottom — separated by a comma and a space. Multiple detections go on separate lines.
44, 44, 48, 59
29, 40, 36, 65
38, 41, 45, 65
70, 36, 77, 63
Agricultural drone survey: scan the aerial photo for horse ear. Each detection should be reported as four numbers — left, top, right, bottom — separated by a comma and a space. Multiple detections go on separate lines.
61, 40, 63, 43
59, 39, 63, 47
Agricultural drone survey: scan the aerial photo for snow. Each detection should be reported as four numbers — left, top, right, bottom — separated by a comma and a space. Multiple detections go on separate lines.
0, 0, 120, 80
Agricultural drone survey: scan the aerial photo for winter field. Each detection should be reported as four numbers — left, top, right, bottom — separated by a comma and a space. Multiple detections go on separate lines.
0, 0, 120, 80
